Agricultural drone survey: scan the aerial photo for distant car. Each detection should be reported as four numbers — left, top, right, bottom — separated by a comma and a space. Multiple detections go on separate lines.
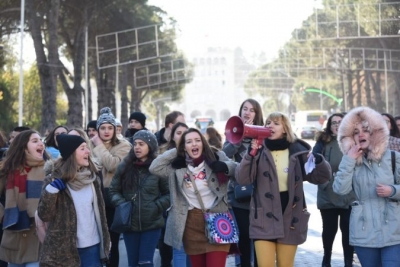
194, 116, 214, 134
295, 125, 317, 139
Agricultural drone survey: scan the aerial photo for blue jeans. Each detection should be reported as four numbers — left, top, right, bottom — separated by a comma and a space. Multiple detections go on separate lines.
173, 246, 192, 267
355, 244, 400, 267
123, 228, 161, 267
77, 243, 102, 267
8, 263, 39, 267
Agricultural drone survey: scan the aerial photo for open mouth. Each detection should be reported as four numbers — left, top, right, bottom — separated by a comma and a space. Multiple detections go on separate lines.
191, 148, 199, 155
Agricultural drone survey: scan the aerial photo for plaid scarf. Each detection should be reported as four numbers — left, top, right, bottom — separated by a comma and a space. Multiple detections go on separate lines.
3, 153, 45, 230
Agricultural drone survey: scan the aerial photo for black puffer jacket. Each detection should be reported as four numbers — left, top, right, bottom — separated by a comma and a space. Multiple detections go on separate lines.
109, 159, 170, 232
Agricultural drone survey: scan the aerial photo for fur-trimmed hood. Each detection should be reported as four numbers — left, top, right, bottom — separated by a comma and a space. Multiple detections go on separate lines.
338, 106, 389, 165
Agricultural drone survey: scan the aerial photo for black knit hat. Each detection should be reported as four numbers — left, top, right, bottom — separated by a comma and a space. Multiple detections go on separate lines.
132, 130, 158, 153
97, 107, 116, 130
129, 112, 146, 128
87, 120, 97, 130
56, 134, 85, 160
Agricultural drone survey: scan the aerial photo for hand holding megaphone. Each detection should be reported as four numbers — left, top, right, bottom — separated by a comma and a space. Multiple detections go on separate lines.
225, 116, 271, 156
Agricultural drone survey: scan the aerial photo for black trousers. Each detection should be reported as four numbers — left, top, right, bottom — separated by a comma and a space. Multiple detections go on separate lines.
320, 208, 353, 261
106, 206, 120, 267
159, 216, 173, 267
232, 207, 258, 267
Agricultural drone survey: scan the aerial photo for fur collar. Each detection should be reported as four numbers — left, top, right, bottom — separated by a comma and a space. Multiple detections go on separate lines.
338, 106, 389, 165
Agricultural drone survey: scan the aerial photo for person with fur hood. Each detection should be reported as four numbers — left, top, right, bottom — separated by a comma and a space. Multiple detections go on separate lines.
333, 106, 400, 267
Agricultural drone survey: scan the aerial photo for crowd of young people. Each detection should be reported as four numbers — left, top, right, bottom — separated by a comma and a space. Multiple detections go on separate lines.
0, 103, 399, 267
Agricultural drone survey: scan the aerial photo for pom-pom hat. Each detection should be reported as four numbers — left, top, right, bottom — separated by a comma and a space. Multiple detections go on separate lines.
56, 134, 86, 160
97, 107, 116, 130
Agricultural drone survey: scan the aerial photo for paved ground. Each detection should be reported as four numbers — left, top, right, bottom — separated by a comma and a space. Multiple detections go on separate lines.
118, 181, 360, 266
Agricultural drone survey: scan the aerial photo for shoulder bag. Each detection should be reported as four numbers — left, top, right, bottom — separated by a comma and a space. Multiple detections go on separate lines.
111, 173, 149, 233
189, 175, 239, 244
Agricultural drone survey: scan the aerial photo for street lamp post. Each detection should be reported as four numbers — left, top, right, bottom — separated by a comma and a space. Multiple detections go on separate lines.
18, 0, 25, 126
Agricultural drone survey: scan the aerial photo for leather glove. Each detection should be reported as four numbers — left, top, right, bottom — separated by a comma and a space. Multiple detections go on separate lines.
50, 178, 66, 191
312, 153, 322, 164
209, 161, 229, 173
171, 156, 186, 169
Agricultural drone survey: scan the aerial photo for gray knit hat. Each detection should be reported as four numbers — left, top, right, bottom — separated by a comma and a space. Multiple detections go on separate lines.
132, 130, 158, 153
97, 107, 116, 130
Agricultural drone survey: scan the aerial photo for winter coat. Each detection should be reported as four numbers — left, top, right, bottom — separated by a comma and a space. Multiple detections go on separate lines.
109, 160, 170, 232
149, 148, 238, 250
37, 175, 110, 267
92, 140, 132, 188
313, 137, 356, 209
154, 127, 168, 146
92, 140, 131, 207
223, 139, 252, 210
333, 106, 400, 248
236, 139, 331, 245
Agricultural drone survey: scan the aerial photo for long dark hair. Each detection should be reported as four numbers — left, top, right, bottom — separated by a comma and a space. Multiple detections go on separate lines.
238, 98, 264, 126
382, 113, 400, 138
206, 126, 222, 149
45, 125, 68, 148
176, 128, 217, 163
315, 113, 344, 143
0, 130, 48, 182
159, 122, 188, 153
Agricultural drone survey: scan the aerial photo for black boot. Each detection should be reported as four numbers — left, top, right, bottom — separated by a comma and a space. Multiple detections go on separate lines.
344, 259, 353, 267
321, 253, 331, 267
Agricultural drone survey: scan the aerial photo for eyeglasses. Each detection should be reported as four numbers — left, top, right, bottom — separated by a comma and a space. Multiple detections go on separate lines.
331, 121, 341, 126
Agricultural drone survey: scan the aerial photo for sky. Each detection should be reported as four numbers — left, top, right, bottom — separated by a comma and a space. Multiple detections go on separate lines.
148, 0, 320, 60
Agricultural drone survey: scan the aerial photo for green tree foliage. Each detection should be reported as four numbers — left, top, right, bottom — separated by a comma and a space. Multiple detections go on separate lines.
0, 0, 192, 131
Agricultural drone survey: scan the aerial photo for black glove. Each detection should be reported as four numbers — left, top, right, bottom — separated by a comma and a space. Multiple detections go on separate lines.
50, 178, 66, 191
313, 153, 322, 164
171, 156, 186, 169
209, 161, 229, 173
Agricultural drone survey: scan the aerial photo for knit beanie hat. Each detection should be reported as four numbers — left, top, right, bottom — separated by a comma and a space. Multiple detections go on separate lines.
115, 118, 122, 127
87, 120, 97, 130
132, 130, 158, 153
56, 134, 85, 160
129, 112, 146, 128
97, 107, 116, 130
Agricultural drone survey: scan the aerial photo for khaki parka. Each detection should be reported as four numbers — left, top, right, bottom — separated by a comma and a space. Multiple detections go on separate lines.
37, 175, 110, 267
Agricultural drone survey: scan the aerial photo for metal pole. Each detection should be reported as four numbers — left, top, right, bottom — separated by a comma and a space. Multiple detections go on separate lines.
18, 0, 25, 126
84, 19, 89, 126
384, 51, 388, 112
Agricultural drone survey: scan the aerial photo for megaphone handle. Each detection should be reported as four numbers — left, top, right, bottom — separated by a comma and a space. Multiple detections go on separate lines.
249, 139, 260, 157
250, 148, 258, 157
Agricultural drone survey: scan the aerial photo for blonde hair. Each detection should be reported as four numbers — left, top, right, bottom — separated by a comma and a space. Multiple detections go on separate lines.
265, 112, 296, 143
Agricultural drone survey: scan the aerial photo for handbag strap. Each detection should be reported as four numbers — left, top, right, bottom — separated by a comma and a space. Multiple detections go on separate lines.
188, 175, 208, 213
126, 172, 150, 201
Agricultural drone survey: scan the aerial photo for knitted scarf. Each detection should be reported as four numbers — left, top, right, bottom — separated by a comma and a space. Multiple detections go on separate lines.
264, 137, 291, 151
3, 153, 46, 230
68, 168, 96, 191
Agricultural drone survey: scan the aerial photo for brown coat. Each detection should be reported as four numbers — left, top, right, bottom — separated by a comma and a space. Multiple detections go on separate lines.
37, 175, 110, 267
236, 139, 331, 245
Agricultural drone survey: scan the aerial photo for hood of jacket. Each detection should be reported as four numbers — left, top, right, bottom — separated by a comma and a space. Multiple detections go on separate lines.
338, 106, 388, 165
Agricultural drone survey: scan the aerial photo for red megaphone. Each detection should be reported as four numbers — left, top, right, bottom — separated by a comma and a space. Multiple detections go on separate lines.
225, 116, 271, 156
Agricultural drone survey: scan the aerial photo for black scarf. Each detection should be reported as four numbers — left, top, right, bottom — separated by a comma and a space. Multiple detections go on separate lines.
264, 137, 290, 151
